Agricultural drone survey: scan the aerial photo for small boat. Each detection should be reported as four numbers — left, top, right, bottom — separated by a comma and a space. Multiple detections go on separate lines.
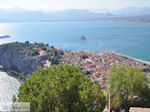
80, 36, 87, 40
0, 35, 10, 39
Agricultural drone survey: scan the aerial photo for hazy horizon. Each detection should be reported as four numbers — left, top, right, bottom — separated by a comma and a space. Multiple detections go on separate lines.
0, 6, 150, 12
0, 0, 150, 11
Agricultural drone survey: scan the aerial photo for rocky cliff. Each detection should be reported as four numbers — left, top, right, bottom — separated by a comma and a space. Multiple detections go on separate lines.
0, 42, 62, 77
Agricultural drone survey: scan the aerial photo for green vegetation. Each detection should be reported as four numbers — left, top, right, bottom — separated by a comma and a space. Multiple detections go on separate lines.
25, 41, 30, 44
18, 64, 106, 112
12, 95, 17, 102
0, 42, 46, 57
37, 43, 47, 51
48, 56, 60, 65
46, 49, 52, 53
0, 42, 64, 80
48, 49, 64, 65
107, 65, 150, 111
29, 50, 40, 56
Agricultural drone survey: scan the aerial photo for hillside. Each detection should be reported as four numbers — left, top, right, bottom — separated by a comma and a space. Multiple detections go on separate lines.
0, 42, 63, 80
0, 42, 149, 82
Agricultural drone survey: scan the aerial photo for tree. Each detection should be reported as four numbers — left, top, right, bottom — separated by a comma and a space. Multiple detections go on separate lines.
25, 41, 29, 44
46, 44, 49, 46
107, 65, 150, 112
12, 95, 17, 102
30, 50, 39, 56
17, 64, 106, 112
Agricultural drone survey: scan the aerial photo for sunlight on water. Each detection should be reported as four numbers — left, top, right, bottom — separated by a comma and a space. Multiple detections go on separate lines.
0, 71, 20, 102
0, 22, 150, 61
0, 23, 16, 45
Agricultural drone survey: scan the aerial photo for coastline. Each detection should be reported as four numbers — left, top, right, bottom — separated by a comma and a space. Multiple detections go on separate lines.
0, 41, 150, 85
102, 50, 150, 65
0, 68, 20, 103
0, 48, 149, 92
87, 20, 150, 25
0, 20, 150, 25
0, 67, 23, 84
1, 49, 150, 83
6, 71, 24, 84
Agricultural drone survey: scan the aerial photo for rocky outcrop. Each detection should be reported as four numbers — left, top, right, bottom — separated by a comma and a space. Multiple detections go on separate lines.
0, 42, 51, 74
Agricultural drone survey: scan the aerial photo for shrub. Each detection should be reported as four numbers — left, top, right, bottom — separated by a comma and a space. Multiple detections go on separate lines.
18, 64, 106, 112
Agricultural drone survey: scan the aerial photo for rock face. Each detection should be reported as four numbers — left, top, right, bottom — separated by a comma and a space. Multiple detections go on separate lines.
0, 42, 51, 74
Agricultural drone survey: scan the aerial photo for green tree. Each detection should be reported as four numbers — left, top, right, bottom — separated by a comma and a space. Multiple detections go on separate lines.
12, 95, 17, 102
18, 64, 106, 112
107, 65, 150, 111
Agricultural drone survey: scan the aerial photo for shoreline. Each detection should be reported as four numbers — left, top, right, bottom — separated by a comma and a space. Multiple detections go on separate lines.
0, 68, 23, 84
0, 20, 149, 25
101, 50, 150, 65
0, 48, 150, 84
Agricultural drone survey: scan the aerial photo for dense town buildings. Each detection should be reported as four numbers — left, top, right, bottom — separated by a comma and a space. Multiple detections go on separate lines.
60, 50, 150, 89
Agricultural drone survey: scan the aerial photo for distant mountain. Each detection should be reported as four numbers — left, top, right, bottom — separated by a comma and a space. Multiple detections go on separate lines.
0, 7, 150, 22
112, 7, 150, 16
48, 9, 105, 21
88, 8, 110, 14
4, 7, 28, 12
0, 8, 106, 22
88, 7, 150, 16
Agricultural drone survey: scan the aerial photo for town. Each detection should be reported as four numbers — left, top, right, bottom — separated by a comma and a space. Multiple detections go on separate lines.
60, 49, 150, 89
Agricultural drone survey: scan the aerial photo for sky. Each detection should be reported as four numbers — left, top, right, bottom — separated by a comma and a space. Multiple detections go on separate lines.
0, 0, 150, 10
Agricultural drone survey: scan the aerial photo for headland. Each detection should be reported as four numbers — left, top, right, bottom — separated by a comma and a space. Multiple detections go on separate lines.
0, 42, 149, 88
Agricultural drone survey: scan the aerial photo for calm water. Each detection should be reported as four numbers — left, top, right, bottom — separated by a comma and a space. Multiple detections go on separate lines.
0, 22, 150, 61
0, 22, 150, 102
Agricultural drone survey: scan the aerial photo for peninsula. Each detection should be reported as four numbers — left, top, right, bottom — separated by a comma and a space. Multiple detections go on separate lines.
0, 42, 63, 80
0, 42, 149, 88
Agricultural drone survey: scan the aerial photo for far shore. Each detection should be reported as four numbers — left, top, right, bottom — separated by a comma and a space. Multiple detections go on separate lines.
0, 20, 149, 25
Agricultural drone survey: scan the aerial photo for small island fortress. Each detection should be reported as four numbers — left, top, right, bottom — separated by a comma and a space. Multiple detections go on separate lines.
80, 36, 87, 40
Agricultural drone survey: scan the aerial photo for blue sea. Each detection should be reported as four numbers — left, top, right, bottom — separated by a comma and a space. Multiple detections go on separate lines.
0, 21, 150, 103
0, 22, 150, 61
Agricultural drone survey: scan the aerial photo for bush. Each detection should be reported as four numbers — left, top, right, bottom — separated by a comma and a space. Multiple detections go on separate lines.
18, 64, 106, 112
107, 65, 150, 111
25, 41, 29, 44
42, 47, 47, 51
46, 49, 52, 53
48, 56, 51, 61
51, 57, 59, 65
30, 50, 39, 56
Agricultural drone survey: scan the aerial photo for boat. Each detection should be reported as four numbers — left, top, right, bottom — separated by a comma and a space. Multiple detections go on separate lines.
80, 36, 87, 40
0, 35, 10, 39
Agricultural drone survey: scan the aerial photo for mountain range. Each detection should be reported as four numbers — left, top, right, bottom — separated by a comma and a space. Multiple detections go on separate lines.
89, 7, 150, 16
0, 7, 150, 22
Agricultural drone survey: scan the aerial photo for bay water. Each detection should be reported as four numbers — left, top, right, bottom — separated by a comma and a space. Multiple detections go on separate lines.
0, 21, 150, 102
